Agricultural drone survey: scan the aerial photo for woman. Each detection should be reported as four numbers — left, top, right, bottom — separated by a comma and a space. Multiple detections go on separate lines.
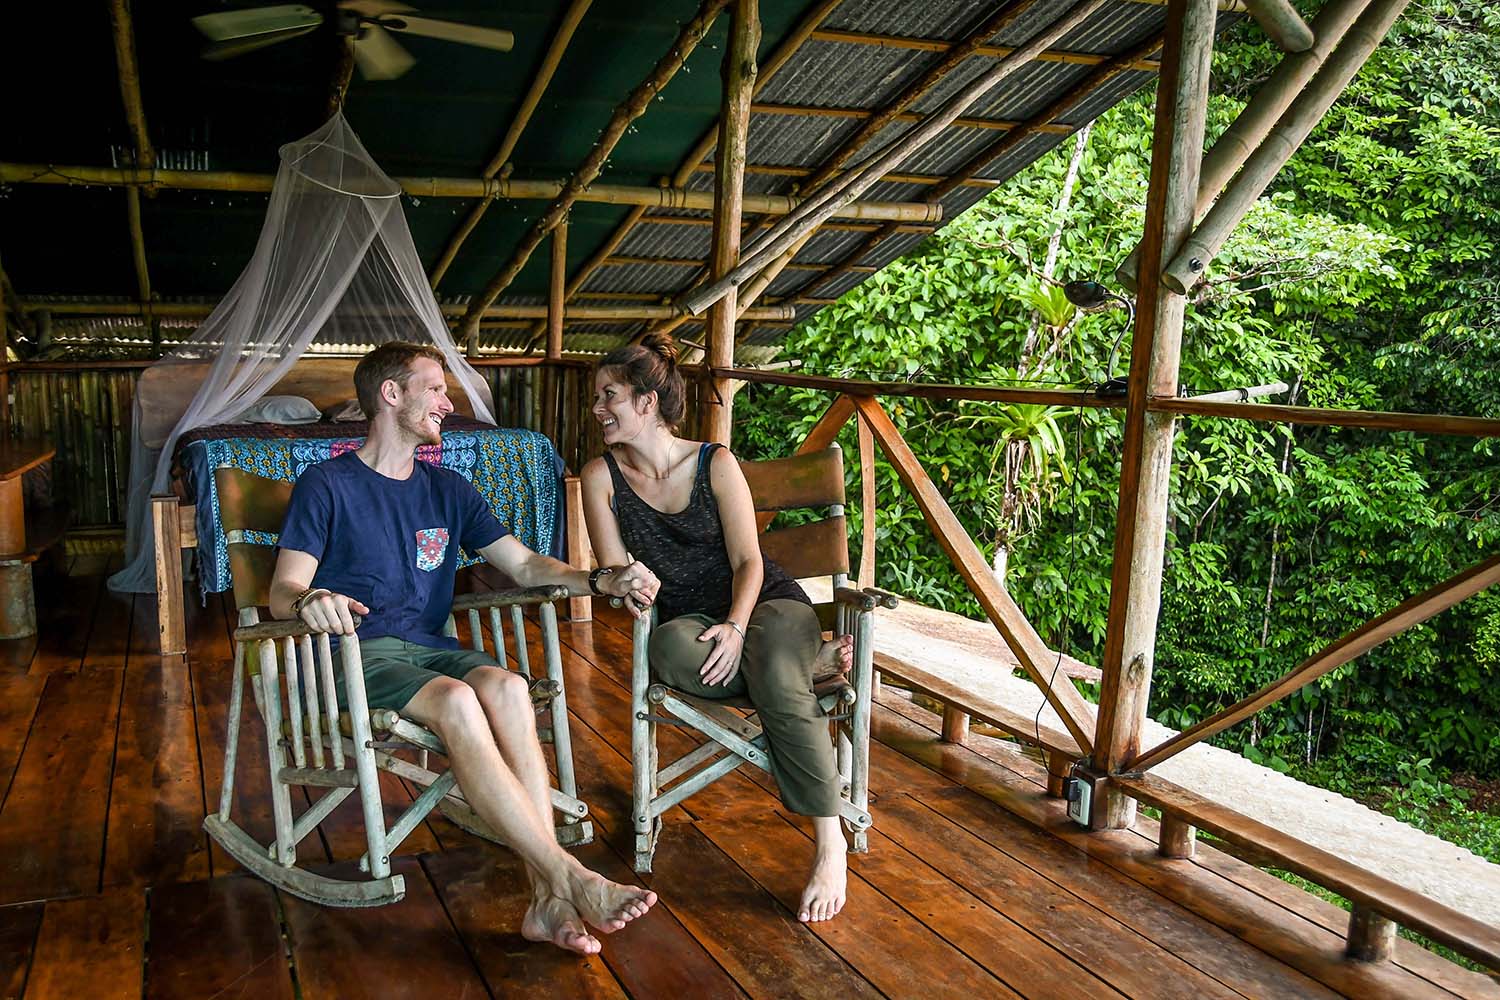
580, 333, 853, 923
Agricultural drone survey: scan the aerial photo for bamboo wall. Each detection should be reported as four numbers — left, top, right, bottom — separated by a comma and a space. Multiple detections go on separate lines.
6, 362, 657, 529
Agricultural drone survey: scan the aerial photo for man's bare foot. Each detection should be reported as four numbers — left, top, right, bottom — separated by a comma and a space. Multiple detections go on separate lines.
797, 842, 848, 922
566, 867, 657, 933
522, 894, 601, 955
812, 634, 854, 683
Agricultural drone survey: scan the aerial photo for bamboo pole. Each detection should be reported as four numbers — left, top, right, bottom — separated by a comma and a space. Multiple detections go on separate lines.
0, 163, 936, 222
800, 0, 1044, 194
327, 36, 356, 117
548, 222, 567, 360
1185, 380, 1289, 403
712, 366, 1118, 408
457, 0, 733, 351
1091, 0, 1217, 831
428, 0, 593, 288
702, 0, 759, 445
1117, 0, 1374, 290
1151, 395, 1500, 438
807, 27, 1162, 72
753, 101, 1074, 135
108, 0, 155, 322
125, 188, 151, 307
681, 0, 1112, 316
1128, 552, 1500, 774
1162, 0, 1410, 294
21, 299, 795, 322
1242, 0, 1315, 52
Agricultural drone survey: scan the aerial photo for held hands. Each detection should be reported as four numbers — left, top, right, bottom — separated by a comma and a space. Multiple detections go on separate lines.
697, 620, 745, 687
600, 560, 660, 619
296, 590, 369, 635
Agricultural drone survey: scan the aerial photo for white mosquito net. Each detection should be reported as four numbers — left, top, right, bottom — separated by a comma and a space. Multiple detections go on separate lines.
108, 112, 495, 593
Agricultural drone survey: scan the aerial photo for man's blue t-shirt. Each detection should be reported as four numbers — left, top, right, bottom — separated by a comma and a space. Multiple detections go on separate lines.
277, 451, 508, 648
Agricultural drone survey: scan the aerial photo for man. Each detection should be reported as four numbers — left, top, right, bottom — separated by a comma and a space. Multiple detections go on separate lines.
271, 342, 659, 955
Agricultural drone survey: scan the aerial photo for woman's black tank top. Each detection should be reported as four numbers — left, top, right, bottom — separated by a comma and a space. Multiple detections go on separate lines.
604, 442, 808, 622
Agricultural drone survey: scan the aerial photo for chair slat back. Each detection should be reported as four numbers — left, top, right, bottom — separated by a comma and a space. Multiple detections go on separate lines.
741, 447, 849, 582
215, 467, 294, 612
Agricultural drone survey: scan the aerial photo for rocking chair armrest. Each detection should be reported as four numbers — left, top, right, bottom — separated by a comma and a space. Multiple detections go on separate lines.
234, 615, 364, 642
833, 587, 879, 612
451, 584, 570, 613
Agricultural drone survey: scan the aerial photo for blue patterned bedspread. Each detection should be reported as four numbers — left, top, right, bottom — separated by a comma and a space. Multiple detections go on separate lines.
179, 427, 565, 599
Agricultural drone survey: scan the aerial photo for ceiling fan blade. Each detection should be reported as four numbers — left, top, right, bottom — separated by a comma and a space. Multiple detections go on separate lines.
201, 23, 320, 61
192, 4, 322, 42
383, 15, 513, 52
353, 24, 416, 80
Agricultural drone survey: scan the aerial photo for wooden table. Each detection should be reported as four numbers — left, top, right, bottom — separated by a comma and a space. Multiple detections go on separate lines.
0, 439, 60, 638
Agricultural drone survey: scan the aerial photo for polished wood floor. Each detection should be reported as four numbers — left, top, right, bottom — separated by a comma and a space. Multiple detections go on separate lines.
0, 555, 1494, 999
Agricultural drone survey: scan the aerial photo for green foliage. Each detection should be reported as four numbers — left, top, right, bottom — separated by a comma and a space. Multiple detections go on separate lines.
738, 0, 1500, 821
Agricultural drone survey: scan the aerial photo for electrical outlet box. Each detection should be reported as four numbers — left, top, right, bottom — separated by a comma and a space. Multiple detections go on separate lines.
1065, 776, 1092, 827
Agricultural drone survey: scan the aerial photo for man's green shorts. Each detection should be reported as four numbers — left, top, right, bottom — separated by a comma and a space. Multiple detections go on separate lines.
334, 636, 498, 712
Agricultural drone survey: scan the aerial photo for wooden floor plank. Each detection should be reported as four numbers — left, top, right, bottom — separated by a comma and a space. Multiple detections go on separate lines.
645, 822, 883, 1000
870, 702, 1461, 1000
27, 560, 105, 677
145, 875, 294, 1000
0, 673, 44, 808
700, 812, 1021, 1000
0, 668, 124, 904
0, 903, 43, 1000
282, 857, 487, 999
80, 558, 131, 674
23, 886, 144, 1000
103, 648, 210, 888
422, 845, 629, 999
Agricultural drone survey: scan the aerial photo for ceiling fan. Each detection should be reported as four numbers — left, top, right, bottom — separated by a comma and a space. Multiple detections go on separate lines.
191, 2, 514, 80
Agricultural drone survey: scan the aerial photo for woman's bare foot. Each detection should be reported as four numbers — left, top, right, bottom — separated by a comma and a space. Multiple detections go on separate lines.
812, 634, 854, 682
797, 839, 848, 922
522, 894, 601, 955
565, 867, 658, 933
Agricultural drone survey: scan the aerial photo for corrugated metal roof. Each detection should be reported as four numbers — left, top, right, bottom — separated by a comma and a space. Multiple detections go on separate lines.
2, 0, 1244, 363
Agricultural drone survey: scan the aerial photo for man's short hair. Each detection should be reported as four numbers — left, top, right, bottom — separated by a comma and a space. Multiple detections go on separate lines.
354, 342, 446, 419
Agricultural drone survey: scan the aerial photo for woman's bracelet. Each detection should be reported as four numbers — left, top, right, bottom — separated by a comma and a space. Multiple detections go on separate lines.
725, 619, 746, 639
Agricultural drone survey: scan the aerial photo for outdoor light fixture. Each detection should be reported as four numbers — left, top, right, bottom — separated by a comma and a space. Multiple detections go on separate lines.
1063, 279, 1135, 398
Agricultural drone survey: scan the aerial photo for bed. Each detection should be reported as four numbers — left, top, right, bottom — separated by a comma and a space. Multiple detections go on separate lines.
148, 359, 592, 655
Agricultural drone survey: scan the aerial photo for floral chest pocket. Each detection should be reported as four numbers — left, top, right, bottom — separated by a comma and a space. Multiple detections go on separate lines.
415, 527, 450, 572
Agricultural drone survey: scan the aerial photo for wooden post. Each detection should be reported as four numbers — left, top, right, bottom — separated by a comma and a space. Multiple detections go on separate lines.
1090, 0, 1218, 831
1045, 750, 1071, 798
1345, 905, 1396, 962
940, 706, 969, 745
702, 0, 758, 445
152, 493, 186, 656
1158, 814, 1196, 858
565, 476, 591, 622
548, 222, 567, 361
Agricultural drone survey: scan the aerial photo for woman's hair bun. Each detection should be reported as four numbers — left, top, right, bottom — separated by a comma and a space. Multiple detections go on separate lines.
639, 331, 678, 367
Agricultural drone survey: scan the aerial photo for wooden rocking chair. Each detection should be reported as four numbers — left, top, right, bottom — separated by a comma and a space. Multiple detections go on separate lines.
627, 445, 896, 872
202, 467, 593, 907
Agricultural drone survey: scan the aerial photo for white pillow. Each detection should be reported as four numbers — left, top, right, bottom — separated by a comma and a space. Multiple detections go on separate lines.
234, 395, 322, 424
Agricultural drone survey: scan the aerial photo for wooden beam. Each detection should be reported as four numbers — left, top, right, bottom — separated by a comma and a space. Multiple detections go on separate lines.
1091, 0, 1217, 831
23, 300, 794, 322
1129, 553, 1500, 773
606, 253, 876, 275
1242, 0, 1315, 52
327, 36, 356, 117
124, 188, 151, 310
682, 0, 1112, 316
852, 395, 1097, 754
547, 223, 567, 360
807, 27, 1162, 72
695, 161, 1003, 189
1117, 0, 1373, 290
801, 0, 1044, 193
751, 101, 1073, 135
1162, 0, 1410, 294
712, 365, 1120, 408
0, 164, 935, 223
637, 213, 933, 234
702, 0, 759, 445
1150, 396, 1500, 438
457, 0, 731, 350
107, 0, 154, 319
1114, 771, 1500, 971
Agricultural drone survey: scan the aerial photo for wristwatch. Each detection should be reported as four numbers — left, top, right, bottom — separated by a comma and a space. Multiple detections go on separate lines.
588, 566, 615, 596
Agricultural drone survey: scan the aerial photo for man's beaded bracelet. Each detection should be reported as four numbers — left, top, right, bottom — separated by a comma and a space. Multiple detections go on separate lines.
291, 587, 330, 614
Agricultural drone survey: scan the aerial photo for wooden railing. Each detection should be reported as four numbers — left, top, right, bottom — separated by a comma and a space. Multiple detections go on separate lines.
736, 373, 1500, 974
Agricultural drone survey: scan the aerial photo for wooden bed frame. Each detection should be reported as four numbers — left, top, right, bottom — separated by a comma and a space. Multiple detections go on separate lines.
148, 358, 592, 656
